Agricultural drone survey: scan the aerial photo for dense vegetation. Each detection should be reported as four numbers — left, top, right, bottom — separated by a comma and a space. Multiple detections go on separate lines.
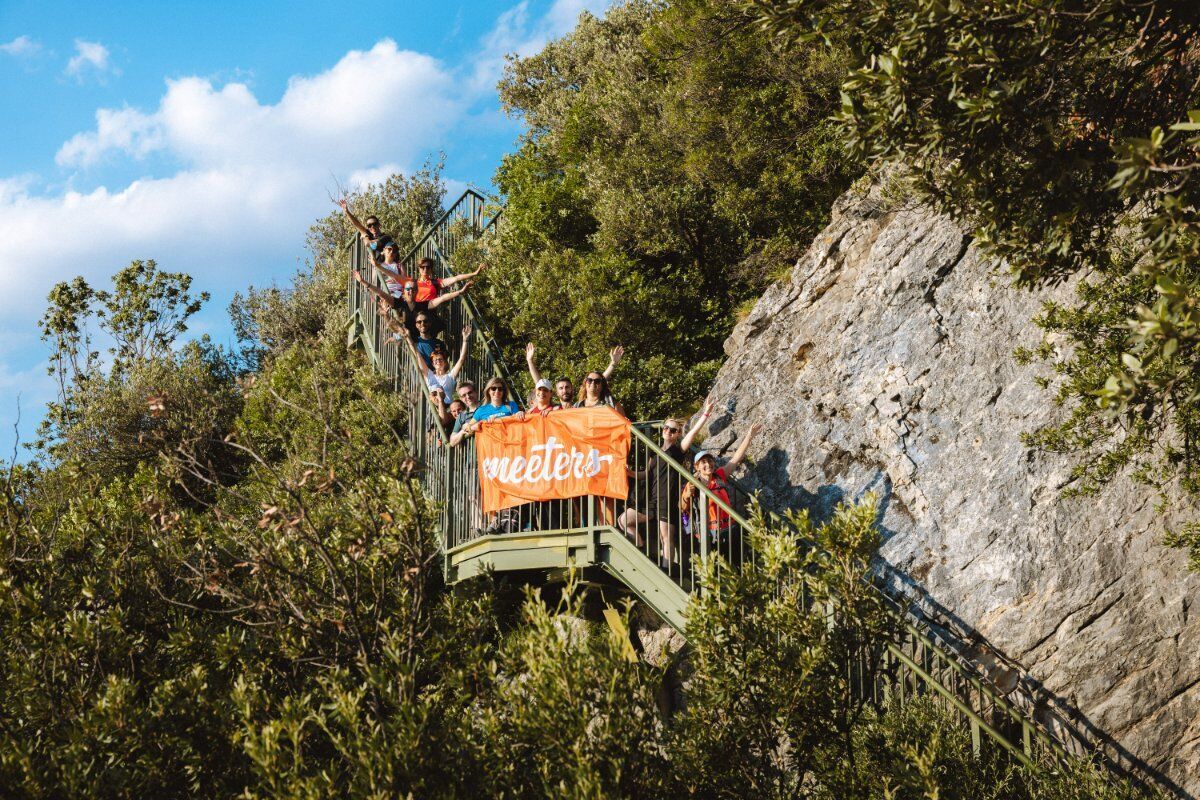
0, 160, 1140, 795
740, 0, 1200, 562
0, 1, 1179, 794
480, 0, 861, 418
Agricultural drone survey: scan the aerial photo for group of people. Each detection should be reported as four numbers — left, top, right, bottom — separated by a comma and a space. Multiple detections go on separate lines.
344, 198, 763, 576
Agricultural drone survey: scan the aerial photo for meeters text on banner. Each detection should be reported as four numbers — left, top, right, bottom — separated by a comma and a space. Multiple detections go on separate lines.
475, 406, 631, 513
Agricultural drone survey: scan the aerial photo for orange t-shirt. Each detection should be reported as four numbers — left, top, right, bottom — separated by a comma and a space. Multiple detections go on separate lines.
415, 277, 442, 303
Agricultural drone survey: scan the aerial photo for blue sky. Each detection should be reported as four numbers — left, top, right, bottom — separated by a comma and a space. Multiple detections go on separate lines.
0, 0, 606, 459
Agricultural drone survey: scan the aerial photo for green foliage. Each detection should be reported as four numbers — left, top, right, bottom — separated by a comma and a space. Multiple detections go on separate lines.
484, 0, 859, 419
474, 587, 670, 798
36, 261, 237, 489
742, 0, 1200, 560
230, 161, 446, 360
0, 112, 1141, 796
670, 500, 888, 796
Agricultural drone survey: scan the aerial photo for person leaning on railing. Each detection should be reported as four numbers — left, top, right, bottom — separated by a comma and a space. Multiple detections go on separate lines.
339, 197, 394, 255
427, 385, 455, 431
681, 422, 762, 569
525, 343, 624, 408
368, 241, 409, 298
618, 398, 714, 575
413, 257, 484, 311
448, 382, 480, 447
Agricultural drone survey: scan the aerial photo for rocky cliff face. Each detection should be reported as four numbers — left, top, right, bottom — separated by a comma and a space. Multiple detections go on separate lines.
704, 182, 1200, 795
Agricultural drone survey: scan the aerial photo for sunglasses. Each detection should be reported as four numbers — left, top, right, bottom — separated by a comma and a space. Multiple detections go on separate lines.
367, 221, 380, 228
415, 319, 430, 325
488, 387, 505, 393
585, 376, 604, 384
663, 425, 680, 433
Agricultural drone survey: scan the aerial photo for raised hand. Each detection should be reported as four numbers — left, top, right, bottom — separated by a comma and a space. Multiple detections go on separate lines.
609, 345, 625, 366
525, 342, 536, 361
748, 423, 763, 438
701, 397, 715, 417
338, 198, 349, 211
462, 323, 473, 339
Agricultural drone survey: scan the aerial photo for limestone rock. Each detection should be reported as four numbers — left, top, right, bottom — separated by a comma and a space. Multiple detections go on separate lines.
705, 181, 1200, 795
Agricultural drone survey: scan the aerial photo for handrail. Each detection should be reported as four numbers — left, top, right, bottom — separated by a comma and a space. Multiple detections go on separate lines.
398, 189, 522, 406
345, 191, 1108, 781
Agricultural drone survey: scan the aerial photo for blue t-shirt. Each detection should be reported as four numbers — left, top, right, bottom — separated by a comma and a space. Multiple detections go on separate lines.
473, 401, 519, 422
415, 336, 445, 368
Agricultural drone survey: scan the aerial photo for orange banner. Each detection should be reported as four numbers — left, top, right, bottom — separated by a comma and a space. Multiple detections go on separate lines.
476, 406, 630, 513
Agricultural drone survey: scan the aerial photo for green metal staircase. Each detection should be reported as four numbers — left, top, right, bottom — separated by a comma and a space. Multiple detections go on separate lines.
346, 189, 1128, 781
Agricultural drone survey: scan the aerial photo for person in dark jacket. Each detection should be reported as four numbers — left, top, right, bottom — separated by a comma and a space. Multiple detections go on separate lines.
618, 399, 713, 573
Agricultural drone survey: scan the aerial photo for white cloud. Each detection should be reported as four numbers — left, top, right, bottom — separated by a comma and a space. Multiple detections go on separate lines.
0, 175, 36, 205
1, 39, 463, 323
348, 163, 406, 191
0, 0, 613, 459
468, 0, 608, 93
0, 35, 41, 58
57, 107, 163, 167
65, 39, 116, 82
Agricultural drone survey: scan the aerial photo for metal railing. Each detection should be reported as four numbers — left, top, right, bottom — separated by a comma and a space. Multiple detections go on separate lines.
345, 190, 1092, 777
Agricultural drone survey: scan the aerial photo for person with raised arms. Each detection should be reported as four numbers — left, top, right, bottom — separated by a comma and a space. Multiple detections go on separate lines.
525, 343, 624, 408
423, 324, 472, 396
527, 378, 558, 417
681, 421, 763, 568
339, 198, 393, 255
618, 398, 714, 574
413, 257, 485, 309
574, 369, 625, 418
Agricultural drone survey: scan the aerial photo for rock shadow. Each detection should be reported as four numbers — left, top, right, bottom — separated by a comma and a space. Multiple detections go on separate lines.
734, 451, 1193, 799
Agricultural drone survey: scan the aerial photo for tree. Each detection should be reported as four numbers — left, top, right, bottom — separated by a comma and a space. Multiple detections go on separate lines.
36, 260, 229, 480
744, 0, 1200, 563
483, 0, 859, 419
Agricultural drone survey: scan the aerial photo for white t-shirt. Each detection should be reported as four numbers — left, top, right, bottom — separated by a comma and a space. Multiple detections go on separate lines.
427, 371, 457, 396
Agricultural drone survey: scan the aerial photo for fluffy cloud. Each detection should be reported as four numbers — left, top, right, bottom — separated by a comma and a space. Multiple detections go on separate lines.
0, 0, 611, 458
0, 35, 42, 58
65, 39, 115, 81
56, 107, 163, 167
3, 40, 461, 317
